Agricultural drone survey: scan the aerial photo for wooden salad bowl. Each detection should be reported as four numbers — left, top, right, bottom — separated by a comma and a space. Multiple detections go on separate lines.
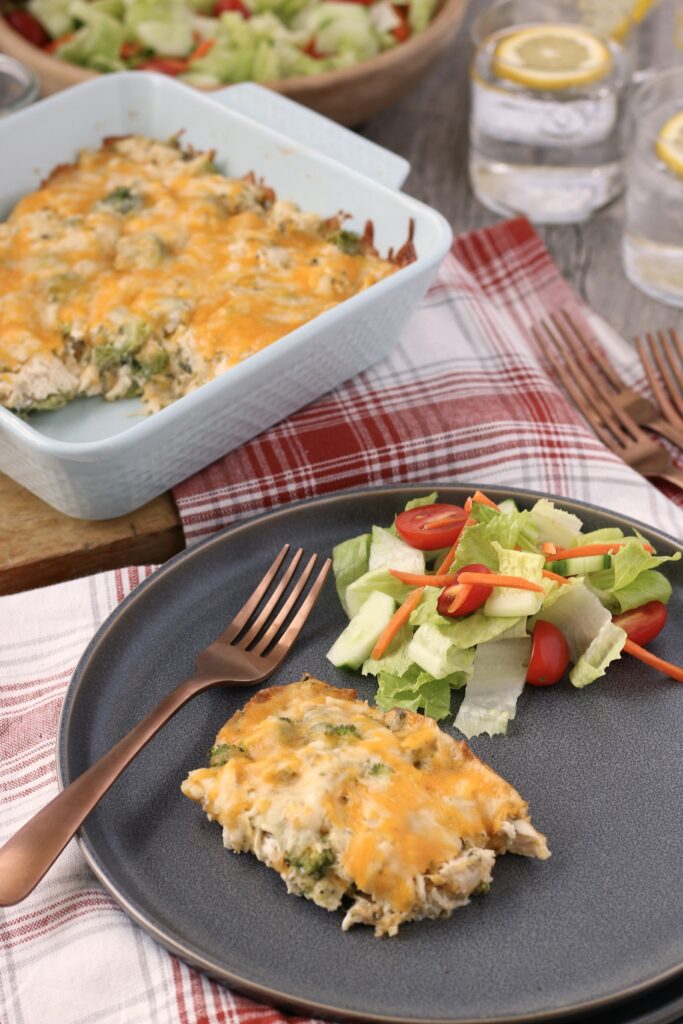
0, 0, 469, 126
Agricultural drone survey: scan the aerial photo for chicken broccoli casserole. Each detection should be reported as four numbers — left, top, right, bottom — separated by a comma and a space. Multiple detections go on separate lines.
0, 135, 408, 416
181, 677, 549, 936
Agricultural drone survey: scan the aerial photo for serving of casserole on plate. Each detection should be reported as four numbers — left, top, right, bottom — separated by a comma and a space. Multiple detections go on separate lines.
0, 74, 451, 519
182, 676, 549, 937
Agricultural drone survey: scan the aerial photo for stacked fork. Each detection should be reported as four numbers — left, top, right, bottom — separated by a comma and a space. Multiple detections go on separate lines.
533, 312, 683, 490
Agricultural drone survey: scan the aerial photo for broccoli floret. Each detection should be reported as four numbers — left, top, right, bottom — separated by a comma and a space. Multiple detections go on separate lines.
328, 229, 362, 255
99, 187, 143, 215
208, 743, 248, 767
285, 847, 335, 880
324, 723, 360, 738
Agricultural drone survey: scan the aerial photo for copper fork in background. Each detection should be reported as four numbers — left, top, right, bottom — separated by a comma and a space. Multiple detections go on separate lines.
0, 545, 331, 906
541, 310, 683, 450
636, 328, 683, 441
532, 315, 683, 489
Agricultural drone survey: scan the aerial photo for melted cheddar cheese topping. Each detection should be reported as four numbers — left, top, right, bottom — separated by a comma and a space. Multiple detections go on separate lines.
0, 136, 398, 415
182, 678, 549, 936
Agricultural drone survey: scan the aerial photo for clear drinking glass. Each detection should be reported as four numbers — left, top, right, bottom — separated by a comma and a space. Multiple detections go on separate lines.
623, 67, 683, 306
469, 0, 634, 223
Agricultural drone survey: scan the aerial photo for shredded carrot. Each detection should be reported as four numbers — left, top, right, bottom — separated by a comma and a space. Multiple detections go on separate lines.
45, 32, 75, 52
623, 638, 683, 683
189, 37, 215, 60
371, 587, 425, 660
464, 497, 473, 513
542, 569, 570, 585
541, 542, 557, 556
472, 490, 499, 510
448, 584, 473, 614
120, 40, 144, 59
389, 570, 456, 587
435, 516, 476, 573
548, 541, 655, 561
458, 572, 543, 593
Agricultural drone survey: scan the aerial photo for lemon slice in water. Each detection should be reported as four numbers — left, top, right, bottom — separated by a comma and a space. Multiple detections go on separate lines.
656, 111, 683, 177
492, 24, 613, 91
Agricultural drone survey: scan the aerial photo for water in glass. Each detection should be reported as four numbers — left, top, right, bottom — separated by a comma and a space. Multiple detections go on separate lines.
469, 0, 633, 223
623, 67, 683, 306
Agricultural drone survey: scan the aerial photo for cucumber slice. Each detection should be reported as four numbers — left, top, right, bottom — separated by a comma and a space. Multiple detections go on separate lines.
484, 587, 543, 618
547, 554, 611, 576
326, 591, 396, 670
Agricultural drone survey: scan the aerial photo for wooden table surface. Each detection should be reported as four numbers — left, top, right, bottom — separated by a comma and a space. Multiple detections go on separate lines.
3, 0, 682, 595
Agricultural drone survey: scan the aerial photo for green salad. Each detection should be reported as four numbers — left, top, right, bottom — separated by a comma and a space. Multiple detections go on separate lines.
5, 0, 438, 82
326, 490, 681, 738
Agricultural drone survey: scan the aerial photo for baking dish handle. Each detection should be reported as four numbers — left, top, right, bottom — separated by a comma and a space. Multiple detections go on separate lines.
210, 83, 410, 191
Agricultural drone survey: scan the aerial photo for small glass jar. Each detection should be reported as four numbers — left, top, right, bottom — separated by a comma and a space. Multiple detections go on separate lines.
0, 55, 38, 117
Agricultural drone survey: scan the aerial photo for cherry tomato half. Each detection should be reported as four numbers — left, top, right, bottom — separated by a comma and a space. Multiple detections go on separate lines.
395, 503, 468, 551
613, 601, 668, 647
214, 0, 251, 16
4, 9, 51, 47
526, 621, 569, 686
437, 564, 492, 618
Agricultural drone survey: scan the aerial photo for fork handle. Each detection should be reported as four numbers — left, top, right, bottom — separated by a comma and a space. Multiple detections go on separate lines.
660, 471, 683, 490
648, 419, 683, 451
0, 676, 202, 906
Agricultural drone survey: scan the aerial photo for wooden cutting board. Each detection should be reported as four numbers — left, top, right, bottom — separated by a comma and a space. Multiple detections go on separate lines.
0, 471, 185, 596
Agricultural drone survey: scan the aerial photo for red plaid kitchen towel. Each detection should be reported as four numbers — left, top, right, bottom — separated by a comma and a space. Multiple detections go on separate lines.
2, 218, 683, 1024
0, 567, 326, 1024
172, 217, 683, 541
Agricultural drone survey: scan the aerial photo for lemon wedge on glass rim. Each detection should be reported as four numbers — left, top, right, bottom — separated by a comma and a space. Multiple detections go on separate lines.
492, 24, 614, 91
656, 111, 683, 177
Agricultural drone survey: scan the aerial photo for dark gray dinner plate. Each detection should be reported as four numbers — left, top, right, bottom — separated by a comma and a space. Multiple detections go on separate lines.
57, 485, 683, 1024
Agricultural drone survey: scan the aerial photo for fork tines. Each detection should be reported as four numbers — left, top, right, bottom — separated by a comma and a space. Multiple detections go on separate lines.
531, 311, 645, 452
226, 545, 331, 657
636, 328, 683, 434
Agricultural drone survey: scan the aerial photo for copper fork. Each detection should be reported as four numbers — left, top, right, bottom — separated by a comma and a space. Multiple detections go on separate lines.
538, 310, 683, 449
0, 545, 331, 906
533, 315, 683, 489
636, 328, 683, 441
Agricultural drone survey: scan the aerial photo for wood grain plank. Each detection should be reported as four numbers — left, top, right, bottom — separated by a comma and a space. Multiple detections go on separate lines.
0, 472, 184, 595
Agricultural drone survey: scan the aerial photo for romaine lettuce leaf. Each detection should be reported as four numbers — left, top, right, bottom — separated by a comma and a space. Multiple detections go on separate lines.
410, 593, 523, 647
530, 498, 582, 547
404, 492, 438, 511
375, 664, 468, 720
345, 568, 415, 617
578, 527, 625, 545
454, 637, 532, 738
535, 579, 626, 687
453, 508, 537, 571
408, 624, 475, 679
57, 0, 125, 69
361, 626, 413, 678
609, 538, 680, 591
368, 525, 424, 574
28, 0, 74, 37
588, 568, 672, 614
331, 533, 371, 616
